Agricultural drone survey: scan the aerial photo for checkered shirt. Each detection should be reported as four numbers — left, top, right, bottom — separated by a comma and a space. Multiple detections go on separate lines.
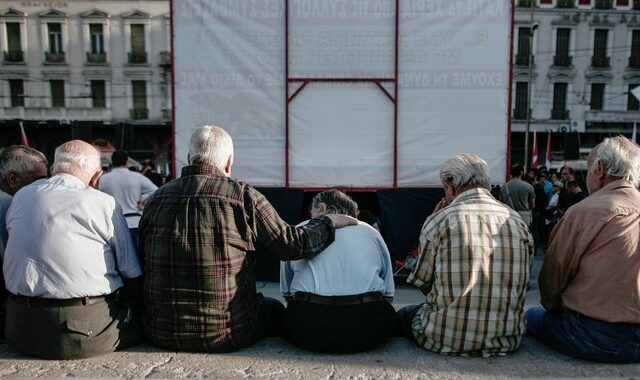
408, 187, 533, 356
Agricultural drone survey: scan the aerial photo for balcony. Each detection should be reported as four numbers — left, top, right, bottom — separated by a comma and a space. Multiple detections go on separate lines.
128, 51, 147, 64
45, 52, 65, 63
130, 108, 149, 120
591, 56, 610, 68
160, 51, 171, 66
86, 52, 107, 64
515, 54, 534, 66
517, 0, 534, 6
513, 109, 529, 120
629, 56, 640, 69
3, 50, 24, 63
551, 109, 570, 120
553, 55, 573, 67
594, 0, 613, 8
556, 0, 575, 8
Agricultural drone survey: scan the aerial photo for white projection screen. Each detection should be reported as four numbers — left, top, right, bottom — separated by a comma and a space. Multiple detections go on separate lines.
172, 0, 512, 187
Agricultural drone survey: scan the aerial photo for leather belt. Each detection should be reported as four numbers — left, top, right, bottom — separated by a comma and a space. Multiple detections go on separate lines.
292, 291, 383, 306
9, 292, 117, 307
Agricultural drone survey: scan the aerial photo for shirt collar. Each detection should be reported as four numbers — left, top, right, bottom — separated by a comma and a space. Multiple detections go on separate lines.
449, 187, 491, 206
597, 179, 635, 193
181, 164, 226, 178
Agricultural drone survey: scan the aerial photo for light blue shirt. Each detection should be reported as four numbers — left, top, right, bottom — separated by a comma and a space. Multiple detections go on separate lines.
280, 221, 394, 298
2, 173, 142, 298
0, 190, 11, 257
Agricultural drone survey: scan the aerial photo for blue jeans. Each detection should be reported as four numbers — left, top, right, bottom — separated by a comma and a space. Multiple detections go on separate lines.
527, 307, 640, 363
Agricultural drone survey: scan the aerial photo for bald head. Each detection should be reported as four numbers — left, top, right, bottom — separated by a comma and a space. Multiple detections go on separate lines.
51, 140, 102, 185
586, 136, 640, 193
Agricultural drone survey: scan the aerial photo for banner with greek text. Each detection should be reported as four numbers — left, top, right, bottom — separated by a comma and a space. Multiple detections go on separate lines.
173, 0, 511, 187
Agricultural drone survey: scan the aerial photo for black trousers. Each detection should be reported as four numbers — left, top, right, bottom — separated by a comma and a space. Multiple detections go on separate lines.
6, 292, 143, 359
284, 298, 398, 353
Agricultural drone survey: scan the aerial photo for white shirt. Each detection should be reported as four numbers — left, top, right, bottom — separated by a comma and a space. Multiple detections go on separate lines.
3, 173, 142, 298
0, 190, 11, 257
98, 167, 158, 228
280, 221, 395, 298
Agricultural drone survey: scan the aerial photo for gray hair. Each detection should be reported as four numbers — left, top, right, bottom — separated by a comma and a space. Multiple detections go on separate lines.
50, 140, 101, 178
0, 145, 47, 186
590, 137, 640, 184
439, 153, 491, 190
311, 189, 358, 218
188, 125, 234, 170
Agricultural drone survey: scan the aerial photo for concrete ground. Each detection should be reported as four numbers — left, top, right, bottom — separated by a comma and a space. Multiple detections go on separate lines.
1, 255, 639, 379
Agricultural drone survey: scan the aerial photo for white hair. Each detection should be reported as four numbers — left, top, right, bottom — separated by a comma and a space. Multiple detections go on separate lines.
188, 125, 234, 170
590, 137, 640, 184
440, 153, 491, 189
50, 140, 101, 179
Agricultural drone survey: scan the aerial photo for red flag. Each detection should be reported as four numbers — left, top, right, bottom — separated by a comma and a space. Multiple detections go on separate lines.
19, 122, 29, 147
530, 130, 538, 169
545, 131, 552, 169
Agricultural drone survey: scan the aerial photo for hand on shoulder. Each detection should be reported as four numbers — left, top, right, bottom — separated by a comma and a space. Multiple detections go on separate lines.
324, 214, 358, 229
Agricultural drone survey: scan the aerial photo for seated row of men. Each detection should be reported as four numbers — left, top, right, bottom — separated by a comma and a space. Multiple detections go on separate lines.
0, 128, 639, 363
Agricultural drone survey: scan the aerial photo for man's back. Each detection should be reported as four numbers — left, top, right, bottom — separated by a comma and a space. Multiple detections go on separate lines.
500, 178, 534, 211
4, 174, 140, 298
409, 188, 532, 356
99, 168, 157, 228
281, 222, 394, 298
541, 180, 640, 323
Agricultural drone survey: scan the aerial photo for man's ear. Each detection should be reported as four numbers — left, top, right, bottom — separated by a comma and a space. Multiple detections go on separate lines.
89, 170, 103, 189
317, 203, 328, 214
597, 160, 606, 179
5, 171, 19, 190
224, 154, 234, 176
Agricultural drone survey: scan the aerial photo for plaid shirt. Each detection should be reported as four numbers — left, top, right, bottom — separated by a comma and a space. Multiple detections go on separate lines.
408, 188, 533, 356
139, 165, 335, 351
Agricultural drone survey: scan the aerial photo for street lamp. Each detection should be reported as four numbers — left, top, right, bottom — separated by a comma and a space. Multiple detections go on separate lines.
523, 2, 538, 171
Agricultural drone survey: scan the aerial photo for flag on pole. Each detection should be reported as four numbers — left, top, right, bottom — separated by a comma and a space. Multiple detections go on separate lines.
19, 122, 30, 147
545, 130, 552, 169
631, 85, 640, 101
633, 122, 637, 144
530, 130, 538, 169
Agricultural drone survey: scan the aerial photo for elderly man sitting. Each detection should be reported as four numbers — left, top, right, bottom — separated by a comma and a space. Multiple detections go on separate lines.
280, 189, 396, 353
3, 140, 142, 359
528, 136, 640, 363
398, 154, 533, 356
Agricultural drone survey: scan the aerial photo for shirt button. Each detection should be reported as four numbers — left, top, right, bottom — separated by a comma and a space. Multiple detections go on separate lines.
87, 330, 93, 336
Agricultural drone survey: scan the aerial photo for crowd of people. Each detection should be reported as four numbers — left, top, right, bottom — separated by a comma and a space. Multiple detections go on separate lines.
0, 126, 639, 364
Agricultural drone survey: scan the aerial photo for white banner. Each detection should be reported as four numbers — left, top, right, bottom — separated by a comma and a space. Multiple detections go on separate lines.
173, 0, 511, 186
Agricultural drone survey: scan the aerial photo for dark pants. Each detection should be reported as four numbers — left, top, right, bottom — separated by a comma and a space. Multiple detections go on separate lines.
397, 304, 423, 341
237, 296, 285, 349
527, 307, 640, 363
284, 296, 398, 353
5, 292, 143, 359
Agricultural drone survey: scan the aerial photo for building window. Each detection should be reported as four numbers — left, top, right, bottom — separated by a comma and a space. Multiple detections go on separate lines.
50, 80, 65, 107
129, 24, 147, 63
630, 30, 640, 68
618, 0, 629, 6
635, 0, 640, 9
557, 0, 575, 8
579, 0, 591, 5
590, 83, 605, 110
131, 80, 148, 119
4, 23, 23, 62
514, 82, 529, 119
91, 80, 106, 108
516, 28, 532, 66
46, 23, 65, 63
629, 84, 640, 111
554, 28, 572, 67
90, 24, 104, 54
595, 0, 613, 8
9, 79, 24, 107
551, 82, 569, 119
592, 29, 609, 68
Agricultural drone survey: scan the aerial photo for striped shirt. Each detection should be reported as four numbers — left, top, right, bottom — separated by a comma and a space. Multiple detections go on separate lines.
408, 187, 533, 357
139, 165, 335, 351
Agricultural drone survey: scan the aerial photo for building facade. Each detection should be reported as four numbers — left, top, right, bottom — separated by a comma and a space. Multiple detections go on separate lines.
0, 0, 171, 169
512, 0, 640, 168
